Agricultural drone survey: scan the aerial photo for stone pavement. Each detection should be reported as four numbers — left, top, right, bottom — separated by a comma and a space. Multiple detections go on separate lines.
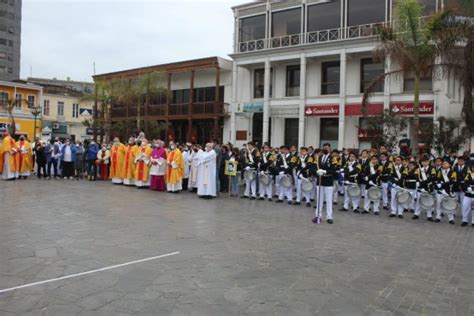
0, 179, 473, 316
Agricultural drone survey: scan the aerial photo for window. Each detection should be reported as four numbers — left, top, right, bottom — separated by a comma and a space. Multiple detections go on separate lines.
0, 10, 6, 17
0, 66, 6, 73
286, 65, 300, 97
0, 52, 5, 59
321, 61, 340, 95
43, 100, 50, 116
272, 8, 301, 37
403, 71, 432, 92
0, 91, 8, 106
0, 38, 6, 45
27, 95, 35, 108
284, 118, 299, 146
8, 27, 13, 34
348, 0, 385, 26
8, 12, 13, 20
7, 67, 11, 73
0, 24, 6, 32
360, 58, 384, 93
253, 68, 273, 99
307, 1, 341, 32
239, 14, 266, 42
72, 103, 79, 118
172, 89, 190, 104
9, 0, 14, 5
57, 101, 64, 116
8, 40, 13, 47
15, 93, 21, 109
7, 53, 12, 61
320, 118, 339, 148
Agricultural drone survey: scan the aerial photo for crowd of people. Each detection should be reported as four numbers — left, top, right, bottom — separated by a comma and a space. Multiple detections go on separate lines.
1, 130, 474, 227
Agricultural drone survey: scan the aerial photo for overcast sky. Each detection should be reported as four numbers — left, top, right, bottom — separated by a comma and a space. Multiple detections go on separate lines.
20, 0, 246, 82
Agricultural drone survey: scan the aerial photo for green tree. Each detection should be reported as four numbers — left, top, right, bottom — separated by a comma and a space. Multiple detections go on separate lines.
360, 109, 409, 149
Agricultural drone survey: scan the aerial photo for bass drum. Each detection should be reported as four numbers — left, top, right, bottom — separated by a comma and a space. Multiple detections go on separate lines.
418, 193, 435, 210
367, 187, 382, 201
244, 170, 256, 182
396, 190, 413, 207
347, 184, 361, 198
301, 178, 314, 193
280, 174, 292, 189
440, 196, 459, 216
259, 173, 272, 186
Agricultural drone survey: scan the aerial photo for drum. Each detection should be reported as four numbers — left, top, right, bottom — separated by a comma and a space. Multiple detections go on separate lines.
418, 193, 435, 210
367, 187, 382, 201
280, 174, 292, 189
440, 196, 458, 216
301, 178, 314, 193
396, 190, 413, 207
347, 183, 361, 198
259, 173, 271, 186
244, 169, 256, 182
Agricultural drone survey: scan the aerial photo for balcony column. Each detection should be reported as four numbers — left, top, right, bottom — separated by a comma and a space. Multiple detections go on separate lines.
187, 70, 195, 142
384, 56, 391, 111
298, 54, 307, 148
215, 65, 221, 113
338, 49, 346, 150
262, 58, 271, 144
166, 72, 172, 116
230, 62, 238, 144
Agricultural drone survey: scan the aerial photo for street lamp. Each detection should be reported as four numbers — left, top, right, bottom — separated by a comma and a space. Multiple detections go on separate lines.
30, 105, 42, 142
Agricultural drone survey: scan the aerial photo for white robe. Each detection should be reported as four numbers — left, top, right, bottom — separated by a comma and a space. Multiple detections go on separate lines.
182, 150, 190, 179
189, 150, 203, 189
197, 150, 217, 196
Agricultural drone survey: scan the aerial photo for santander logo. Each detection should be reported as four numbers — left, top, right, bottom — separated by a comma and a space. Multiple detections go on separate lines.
390, 102, 434, 115
305, 105, 339, 116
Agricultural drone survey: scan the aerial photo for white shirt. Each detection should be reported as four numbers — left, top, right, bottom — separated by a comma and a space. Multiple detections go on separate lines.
63, 146, 72, 162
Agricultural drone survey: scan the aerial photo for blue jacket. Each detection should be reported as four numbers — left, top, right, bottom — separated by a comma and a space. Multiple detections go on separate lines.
87, 143, 99, 160
61, 144, 77, 162
45, 143, 62, 162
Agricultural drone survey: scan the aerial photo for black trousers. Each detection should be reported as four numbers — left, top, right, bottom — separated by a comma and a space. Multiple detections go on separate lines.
47, 159, 58, 177
37, 162, 47, 178
62, 161, 74, 178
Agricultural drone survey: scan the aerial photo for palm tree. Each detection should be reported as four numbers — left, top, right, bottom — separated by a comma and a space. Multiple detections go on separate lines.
1, 96, 30, 136
362, 0, 467, 155
133, 71, 167, 130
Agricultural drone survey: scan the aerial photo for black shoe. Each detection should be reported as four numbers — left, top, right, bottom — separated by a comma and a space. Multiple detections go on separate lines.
412, 215, 419, 220
268, 198, 272, 202
306, 202, 312, 207
374, 211, 380, 215
472, 224, 474, 227
339, 208, 348, 212
250, 197, 256, 200
383, 206, 389, 210
362, 210, 369, 214
276, 200, 283, 203
333, 202, 337, 206
288, 201, 293, 205
240, 195, 249, 199
410, 209, 414, 213
294, 202, 301, 205
435, 218, 441, 223
257, 197, 264, 200
310, 199, 315, 202
398, 215, 403, 219
389, 214, 396, 218
273, 195, 279, 198
312, 217, 320, 224
449, 220, 455, 225
461, 222, 468, 227
403, 208, 409, 213
327, 219, 334, 224
354, 209, 361, 213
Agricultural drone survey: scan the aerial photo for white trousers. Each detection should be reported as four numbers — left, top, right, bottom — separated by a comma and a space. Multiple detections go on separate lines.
461, 196, 473, 223
277, 175, 292, 201
260, 182, 273, 198
333, 183, 338, 203
343, 185, 360, 210
390, 187, 403, 215
381, 182, 389, 207
436, 193, 455, 221
296, 178, 311, 203
364, 191, 380, 212
244, 179, 257, 197
415, 194, 435, 217
315, 185, 334, 220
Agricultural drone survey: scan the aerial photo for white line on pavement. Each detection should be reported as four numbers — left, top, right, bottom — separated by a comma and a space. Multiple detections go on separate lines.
0, 251, 180, 294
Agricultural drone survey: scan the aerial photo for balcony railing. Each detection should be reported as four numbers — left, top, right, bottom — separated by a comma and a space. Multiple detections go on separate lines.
237, 21, 386, 53
110, 102, 227, 119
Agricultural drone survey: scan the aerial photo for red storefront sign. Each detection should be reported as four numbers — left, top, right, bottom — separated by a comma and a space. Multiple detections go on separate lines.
345, 103, 384, 116
305, 104, 339, 116
390, 102, 434, 115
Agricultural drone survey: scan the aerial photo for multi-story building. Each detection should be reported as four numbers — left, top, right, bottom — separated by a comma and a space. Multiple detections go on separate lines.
227, 0, 466, 150
0, 0, 20, 81
28, 77, 94, 95
34, 84, 94, 142
0, 79, 42, 140
94, 57, 232, 144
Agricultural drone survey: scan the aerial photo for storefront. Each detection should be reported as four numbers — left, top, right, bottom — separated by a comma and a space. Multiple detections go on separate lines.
305, 104, 339, 148
0, 117, 41, 141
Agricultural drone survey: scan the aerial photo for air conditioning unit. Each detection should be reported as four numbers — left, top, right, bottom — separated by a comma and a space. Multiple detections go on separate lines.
52, 123, 60, 130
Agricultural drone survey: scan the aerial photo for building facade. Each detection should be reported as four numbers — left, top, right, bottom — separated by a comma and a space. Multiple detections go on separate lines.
0, 80, 42, 140
0, 0, 20, 81
94, 57, 232, 144
28, 77, 94, 95
227, 0, 466, 150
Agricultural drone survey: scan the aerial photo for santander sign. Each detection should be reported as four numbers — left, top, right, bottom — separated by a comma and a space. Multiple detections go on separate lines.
390, 102, 434, 115
305, 105, 339, 116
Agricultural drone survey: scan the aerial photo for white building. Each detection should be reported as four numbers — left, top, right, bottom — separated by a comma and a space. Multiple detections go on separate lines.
225, 0, 466, 150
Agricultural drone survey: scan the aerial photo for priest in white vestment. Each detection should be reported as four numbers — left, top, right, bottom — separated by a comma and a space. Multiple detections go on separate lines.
189, 146, 203, 191
197, 143, 217, 198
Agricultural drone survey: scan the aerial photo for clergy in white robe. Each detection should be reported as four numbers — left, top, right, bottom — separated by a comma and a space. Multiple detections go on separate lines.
197, 143, 217, 198
189, 147, 203, 191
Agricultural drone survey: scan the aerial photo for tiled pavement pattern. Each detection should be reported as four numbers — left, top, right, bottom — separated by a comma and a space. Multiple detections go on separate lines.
0, 179, 473, 316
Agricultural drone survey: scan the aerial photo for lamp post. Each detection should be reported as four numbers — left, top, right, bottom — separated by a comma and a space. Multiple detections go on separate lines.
30, 105, 41, 142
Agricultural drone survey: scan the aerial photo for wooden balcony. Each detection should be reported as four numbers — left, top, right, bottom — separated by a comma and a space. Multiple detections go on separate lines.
109, 102, 227, 121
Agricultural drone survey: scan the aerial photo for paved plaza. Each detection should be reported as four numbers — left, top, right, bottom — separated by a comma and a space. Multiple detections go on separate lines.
0, 179, 473, 315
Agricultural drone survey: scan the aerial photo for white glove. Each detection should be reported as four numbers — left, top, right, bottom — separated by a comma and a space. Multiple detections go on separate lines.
416, 182, 419, 189
245, 166, 251, 171
279, 171, 284, 176
298, 174, 304, 179
364, 176, 369, 181
441, 190, 448, 195
420, 188, 427, 193
344, 181, 351, 185
260, 171, 265, 176
467, 187, 472, 193
339, 168, 344, 173
369, 181, 376, 186
436, 183, 442, 188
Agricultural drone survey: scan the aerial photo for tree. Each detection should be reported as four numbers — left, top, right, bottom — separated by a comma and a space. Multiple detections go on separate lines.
419, 116, 470, 156
360, 109, 409, 150
1, 96, 30, 136
362, 0, 467, 155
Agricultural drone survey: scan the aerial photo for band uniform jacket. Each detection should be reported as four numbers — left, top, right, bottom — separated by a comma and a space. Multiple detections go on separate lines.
363, 163, 383, 189
343, 160, 362, 184
314, 154, 336, 187
389, 164, 407, 187
452, 164, 468, 193
434, 168, 456, 195
418, 165, 437, 193
463, 171, 474, 198
358, 157, 370, 185
245, 148, 261, 170
260, 151, 276, 175
296, 155, 312, 179
403, 168, 419, 190
379, 160, 394, 183
276, 153, 295, 175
